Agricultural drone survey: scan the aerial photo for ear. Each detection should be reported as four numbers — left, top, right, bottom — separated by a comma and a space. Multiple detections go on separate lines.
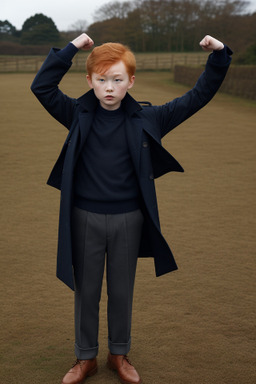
127, 75, 135, 90
86, 75, 93, 89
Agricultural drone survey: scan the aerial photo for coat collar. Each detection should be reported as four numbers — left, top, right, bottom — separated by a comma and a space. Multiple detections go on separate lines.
76, 89, 143, 157
77, 89, 142, 116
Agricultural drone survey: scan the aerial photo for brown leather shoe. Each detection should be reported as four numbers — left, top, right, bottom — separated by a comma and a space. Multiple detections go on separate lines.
107, 353, 142, 384
61, 358, 97, 384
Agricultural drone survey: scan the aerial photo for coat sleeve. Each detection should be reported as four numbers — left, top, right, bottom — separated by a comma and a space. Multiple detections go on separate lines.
155, 45, 233, 138
30, 47, 78, 130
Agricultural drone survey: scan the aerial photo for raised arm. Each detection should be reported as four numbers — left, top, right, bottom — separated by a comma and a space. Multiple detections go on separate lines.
31, 34, 94, 130
155, 35, 232, 138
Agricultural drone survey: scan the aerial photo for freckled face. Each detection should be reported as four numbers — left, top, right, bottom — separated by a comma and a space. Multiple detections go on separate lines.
86, 60, 135, 110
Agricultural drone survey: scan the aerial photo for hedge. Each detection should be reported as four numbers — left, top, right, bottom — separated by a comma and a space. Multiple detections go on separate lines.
174, 65, 256, 100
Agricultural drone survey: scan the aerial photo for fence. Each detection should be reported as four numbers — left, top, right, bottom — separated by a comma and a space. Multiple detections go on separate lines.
2, 53, 255, 100
0, 52, 207, 73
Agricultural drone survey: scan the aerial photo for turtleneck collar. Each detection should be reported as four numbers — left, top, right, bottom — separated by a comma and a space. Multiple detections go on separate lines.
77, 89, 142, 116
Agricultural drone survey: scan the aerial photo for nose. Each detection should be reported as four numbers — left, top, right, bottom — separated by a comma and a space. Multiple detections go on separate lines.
106, 81, 114, 92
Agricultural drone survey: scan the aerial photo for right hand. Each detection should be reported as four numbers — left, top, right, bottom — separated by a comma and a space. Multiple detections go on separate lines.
71, 33, 94, 50
199, 35, 224, 51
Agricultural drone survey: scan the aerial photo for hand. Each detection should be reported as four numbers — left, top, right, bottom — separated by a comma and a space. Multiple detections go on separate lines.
199, 35, 224, 51
71, 33, 94, 50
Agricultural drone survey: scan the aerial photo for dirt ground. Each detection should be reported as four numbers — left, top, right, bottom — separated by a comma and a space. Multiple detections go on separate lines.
0, 70, 255, 384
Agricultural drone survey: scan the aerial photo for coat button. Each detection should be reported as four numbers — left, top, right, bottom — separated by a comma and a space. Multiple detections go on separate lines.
142, 141, 149, 148
149, 174, 154, 180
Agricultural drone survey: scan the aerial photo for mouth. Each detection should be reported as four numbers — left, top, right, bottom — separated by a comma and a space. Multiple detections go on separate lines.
105, 95, 114, 100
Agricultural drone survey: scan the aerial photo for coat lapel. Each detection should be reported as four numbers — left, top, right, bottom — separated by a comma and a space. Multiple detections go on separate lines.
77, 89, 98, 151
122, 93, 143, 176
78, 112, 94, 151
125, 116, 143, 176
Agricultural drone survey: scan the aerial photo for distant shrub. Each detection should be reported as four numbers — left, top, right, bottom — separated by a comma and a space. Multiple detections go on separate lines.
234, 44, 256, 65
174, 65, 256, 100
0, 41, 51, 55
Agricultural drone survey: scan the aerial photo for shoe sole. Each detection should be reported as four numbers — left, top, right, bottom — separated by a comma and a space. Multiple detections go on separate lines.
107, 362, 142, 384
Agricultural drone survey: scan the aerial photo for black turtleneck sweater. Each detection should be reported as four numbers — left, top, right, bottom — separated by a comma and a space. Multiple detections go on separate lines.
74, 104, 140, 214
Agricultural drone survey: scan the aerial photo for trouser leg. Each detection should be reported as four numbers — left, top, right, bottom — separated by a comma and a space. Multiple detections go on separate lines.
71, 207, 106, 359
106, 210, 144, 355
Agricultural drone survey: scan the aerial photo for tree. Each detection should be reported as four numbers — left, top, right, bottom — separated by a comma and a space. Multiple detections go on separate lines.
89, 1, 136, 46
87, 17, 126, 45
0, 20, 17, 35
93, 1, 134, 22
21, 13, 59, 44
68, 19, 88, 34
125, 7, 146, 51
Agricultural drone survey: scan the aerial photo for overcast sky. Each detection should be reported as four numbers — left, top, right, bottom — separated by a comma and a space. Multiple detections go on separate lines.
2, 0, 256, 31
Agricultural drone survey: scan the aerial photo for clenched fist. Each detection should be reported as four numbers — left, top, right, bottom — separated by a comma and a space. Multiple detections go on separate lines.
200, 35, 224, 51
72, 33, 94, 50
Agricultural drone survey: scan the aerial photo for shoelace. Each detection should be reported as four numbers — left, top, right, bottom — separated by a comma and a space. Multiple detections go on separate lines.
123, 355, 132, 365
72, 359, 84, 368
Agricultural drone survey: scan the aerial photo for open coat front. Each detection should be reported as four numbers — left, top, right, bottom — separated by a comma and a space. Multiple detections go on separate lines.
31, 46, 232, 290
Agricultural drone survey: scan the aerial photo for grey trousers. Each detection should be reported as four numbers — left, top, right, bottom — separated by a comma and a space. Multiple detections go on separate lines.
71, 207, 144, 359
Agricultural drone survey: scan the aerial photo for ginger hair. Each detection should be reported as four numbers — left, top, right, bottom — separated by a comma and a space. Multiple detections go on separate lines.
86, 42, 136, 78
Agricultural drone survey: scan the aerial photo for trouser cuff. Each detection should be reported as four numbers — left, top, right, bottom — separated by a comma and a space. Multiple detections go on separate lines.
75, 343, 98, 359
108, 338, 131, 355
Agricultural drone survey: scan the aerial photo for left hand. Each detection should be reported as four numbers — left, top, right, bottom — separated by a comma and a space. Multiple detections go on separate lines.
199, 35, 224, 51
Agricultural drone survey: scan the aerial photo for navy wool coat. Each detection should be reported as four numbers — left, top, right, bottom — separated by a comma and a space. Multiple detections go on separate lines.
31, 46, 232, 290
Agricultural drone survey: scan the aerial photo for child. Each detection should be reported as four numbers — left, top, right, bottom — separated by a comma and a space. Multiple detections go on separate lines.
31, 33, 232, 384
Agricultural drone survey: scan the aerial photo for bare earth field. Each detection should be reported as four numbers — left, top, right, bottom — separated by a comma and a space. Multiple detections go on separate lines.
0, 71, 255, 384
